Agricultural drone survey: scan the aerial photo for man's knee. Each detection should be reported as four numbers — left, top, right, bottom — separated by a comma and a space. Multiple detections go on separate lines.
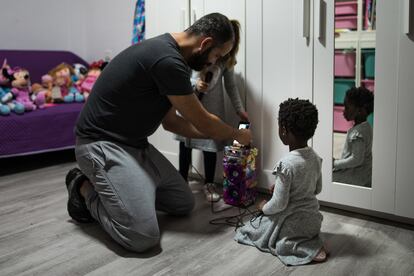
120, 228, 160, 253
124, 235, 160, 253
171, 194, 195, 216
110, 214, 161, 253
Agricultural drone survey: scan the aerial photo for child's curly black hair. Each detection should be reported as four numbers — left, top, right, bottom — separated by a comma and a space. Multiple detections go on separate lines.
278, 98, 319, 141
345, 87, 374, 115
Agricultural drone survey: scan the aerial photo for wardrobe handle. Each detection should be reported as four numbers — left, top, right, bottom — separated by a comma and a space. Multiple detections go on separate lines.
403, 0, 411, 35
303, 0, 311, 39
316, 0, 327, 41
181, 8, 186, 30
192, 9, 197, 24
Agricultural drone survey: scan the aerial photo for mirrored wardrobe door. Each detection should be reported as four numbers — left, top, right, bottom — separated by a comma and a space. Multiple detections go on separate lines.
326, 0, 398, 214
314, 0, 375, 209
333, 0, 376, 189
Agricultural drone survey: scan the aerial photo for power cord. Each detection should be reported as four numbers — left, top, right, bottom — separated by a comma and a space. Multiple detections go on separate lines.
190, 163, 262, 229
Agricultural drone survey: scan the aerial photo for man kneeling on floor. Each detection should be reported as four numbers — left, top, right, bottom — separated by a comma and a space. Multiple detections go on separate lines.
65, 13, 252, 252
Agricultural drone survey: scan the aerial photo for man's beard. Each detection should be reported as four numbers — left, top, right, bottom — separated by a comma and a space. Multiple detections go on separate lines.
187, 46, 213, 71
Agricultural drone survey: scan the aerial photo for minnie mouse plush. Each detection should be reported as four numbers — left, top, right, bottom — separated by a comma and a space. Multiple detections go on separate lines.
6, 67, 38, 111
2, 66, 34, 113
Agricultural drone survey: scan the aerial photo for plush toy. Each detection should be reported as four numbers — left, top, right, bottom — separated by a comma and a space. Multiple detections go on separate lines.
3, 67, 36, 112
0, 59, 11, 115
72, 63, 88, 83
0, 59, 10, 88
1, 60, 25, 114
31, 74, 52, 103
78, 60, 107, 99
30, 83, 47, 109
41, 74, 53, 103
48, 63, 79, 103
0, 88, 25, 115
58, 63, 86, 103
0, 86, 11, 115
69, 63, 88, 103
64, 86, 84, 103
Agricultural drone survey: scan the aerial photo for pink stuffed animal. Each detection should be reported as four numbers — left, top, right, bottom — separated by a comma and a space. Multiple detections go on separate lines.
3, 67, 36, 111
1, 61, 25, 114
78, 60, 107, 99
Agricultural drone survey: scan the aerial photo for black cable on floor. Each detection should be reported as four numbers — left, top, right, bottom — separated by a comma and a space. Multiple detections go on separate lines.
190, 163, 262, 228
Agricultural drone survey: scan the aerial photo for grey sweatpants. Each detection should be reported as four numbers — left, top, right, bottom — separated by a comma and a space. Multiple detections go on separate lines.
75, 139, 195, 252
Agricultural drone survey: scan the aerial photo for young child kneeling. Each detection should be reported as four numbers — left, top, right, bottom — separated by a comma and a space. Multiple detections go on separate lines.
234, 98, 326, 266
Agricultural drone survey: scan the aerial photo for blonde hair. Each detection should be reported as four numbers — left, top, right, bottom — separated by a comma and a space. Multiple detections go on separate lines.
224, 19, 241, 69
48, 63, 74, 77
48, 63, 75, 87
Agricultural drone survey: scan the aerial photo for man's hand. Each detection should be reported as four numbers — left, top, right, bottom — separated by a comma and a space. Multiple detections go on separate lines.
167, 94, 252, 143
234, 128, 252, 146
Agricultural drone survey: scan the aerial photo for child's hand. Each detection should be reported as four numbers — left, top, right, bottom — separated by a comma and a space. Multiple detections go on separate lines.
196, 79, 209, 93
237, 111, 249, 122
258, 200, 267, 211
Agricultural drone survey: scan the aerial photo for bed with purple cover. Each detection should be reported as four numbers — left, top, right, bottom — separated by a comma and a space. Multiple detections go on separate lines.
0, 50, 88, 158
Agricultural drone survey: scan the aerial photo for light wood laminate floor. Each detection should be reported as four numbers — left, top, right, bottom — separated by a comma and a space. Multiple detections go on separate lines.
0, 150, 413, 276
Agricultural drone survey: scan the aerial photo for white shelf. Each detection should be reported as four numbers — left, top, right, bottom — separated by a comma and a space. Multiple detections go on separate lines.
335, 0, 376, 49
334, 0, 376, 85
335, 31, 376, 49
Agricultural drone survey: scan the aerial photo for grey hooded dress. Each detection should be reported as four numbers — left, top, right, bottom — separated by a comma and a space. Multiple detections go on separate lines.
234, 147, 324, 266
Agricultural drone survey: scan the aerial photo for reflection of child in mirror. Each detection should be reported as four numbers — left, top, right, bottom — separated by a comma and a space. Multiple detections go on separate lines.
235, 98, 327, 265
333, 87, 374, 187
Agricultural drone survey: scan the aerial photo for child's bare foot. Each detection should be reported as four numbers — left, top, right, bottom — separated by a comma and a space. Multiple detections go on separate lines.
313, 247, 327, 262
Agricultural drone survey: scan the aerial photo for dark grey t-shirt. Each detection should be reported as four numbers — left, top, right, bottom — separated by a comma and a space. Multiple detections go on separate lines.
76, 33, 193, 147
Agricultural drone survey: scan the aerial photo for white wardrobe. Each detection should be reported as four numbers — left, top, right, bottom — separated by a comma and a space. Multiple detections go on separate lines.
246, 0, 334, 195
146, 0, 414, 221
247, 0, 414, 221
